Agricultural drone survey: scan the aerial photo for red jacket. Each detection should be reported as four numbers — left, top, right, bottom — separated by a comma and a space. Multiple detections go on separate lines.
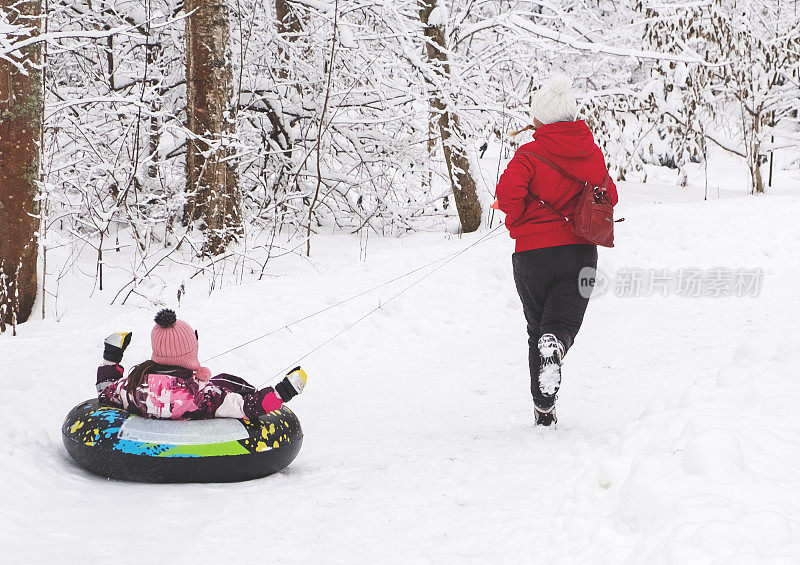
495, 120, 618, 252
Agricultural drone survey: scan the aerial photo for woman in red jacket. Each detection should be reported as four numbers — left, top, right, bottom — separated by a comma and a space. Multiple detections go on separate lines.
495, 74, 618, 427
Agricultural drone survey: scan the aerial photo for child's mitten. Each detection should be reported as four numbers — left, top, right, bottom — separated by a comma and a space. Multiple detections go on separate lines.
275, 367, 307, 402
103, 332, 132, 363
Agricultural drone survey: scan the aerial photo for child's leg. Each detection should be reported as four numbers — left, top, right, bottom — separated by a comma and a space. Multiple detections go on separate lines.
211, 368, 307, 419
210, 373, 257, 394
213, 387, 283, 420
275, 367, 308, 402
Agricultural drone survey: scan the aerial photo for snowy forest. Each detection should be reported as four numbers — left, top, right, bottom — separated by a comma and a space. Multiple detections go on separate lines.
4, 2, 800, 562
2, 0, 799, 331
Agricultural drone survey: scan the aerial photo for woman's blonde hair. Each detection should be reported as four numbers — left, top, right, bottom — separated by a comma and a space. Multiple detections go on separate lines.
509, 124, 536, 138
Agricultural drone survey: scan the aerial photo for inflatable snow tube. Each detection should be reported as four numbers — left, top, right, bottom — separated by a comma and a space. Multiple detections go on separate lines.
62, 399, 303, 483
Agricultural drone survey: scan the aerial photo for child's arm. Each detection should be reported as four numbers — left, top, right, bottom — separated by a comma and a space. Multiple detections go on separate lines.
97, 332, 132, 395
213, 387, 283, 420
97, 363, 124, 395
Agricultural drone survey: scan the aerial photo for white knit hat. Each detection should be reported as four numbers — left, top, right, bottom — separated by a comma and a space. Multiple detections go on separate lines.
530, 74, 579, 125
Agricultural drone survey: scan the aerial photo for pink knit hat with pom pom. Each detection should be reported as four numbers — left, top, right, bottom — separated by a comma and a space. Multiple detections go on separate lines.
151, 309, 212, 381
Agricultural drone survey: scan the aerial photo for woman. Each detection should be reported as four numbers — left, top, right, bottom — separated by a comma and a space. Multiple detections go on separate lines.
495, 74, 618, 426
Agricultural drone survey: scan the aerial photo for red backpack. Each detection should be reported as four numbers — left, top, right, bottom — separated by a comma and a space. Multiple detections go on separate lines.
522, 152, 617, 248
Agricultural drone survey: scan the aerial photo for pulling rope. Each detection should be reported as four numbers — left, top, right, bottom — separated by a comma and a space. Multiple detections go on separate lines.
256, 224, 506, 387
203, 224, 502, 370
203, 253, 449, 363
202, 225, 505, 366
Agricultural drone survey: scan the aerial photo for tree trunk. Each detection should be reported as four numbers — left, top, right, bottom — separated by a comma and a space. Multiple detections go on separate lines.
750, 144, 765, 195
269, 0, 302, 154
276, 0, 302, 80
419, 0, 482, 233
0, 0, 42, 332
147, 41, 163, 180
750, 116, 765, 195
183, 0, 241, 255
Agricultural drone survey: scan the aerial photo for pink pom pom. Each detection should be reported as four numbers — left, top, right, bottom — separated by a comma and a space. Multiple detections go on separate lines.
261, 392, 283, 413
194, 367, 212, 381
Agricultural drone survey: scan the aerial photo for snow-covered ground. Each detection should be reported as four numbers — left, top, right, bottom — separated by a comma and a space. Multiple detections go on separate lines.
2, 176, 800, 563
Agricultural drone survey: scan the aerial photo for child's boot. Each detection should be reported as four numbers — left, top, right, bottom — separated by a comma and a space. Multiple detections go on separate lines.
275, 367, 308, 402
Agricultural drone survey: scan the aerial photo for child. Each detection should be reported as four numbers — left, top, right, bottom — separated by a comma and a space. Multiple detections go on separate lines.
96, 309, 306, 420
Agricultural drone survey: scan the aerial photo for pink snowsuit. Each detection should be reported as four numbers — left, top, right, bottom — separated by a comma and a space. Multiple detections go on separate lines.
96, 363, 283, 420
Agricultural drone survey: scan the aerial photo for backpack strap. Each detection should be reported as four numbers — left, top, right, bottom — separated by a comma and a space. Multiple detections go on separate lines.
518, 151, 584, 222
520, 150, 614, 206
520, 151, 590, 188
530, 191, 571, 223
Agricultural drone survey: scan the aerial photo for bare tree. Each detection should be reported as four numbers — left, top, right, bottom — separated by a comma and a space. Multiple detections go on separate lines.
638, 0, 800, 195
270, 0, 302, 157
183, 0, 241, 254
276, 0, 302, 78
419, 0, 482, 233
0, 0, 42, 333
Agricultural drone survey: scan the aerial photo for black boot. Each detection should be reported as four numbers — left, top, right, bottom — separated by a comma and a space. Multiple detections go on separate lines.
534, 402, 557, 427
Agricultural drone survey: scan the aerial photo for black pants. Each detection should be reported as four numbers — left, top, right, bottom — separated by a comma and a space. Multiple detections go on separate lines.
512, 244, 597, 407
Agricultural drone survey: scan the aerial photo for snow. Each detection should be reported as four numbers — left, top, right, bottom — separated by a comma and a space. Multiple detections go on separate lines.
3, 180, 800, 563
535, 336, 562, 396
537, 363, 560, 396
338, 24, 358, 49
428, 6, 447, 27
